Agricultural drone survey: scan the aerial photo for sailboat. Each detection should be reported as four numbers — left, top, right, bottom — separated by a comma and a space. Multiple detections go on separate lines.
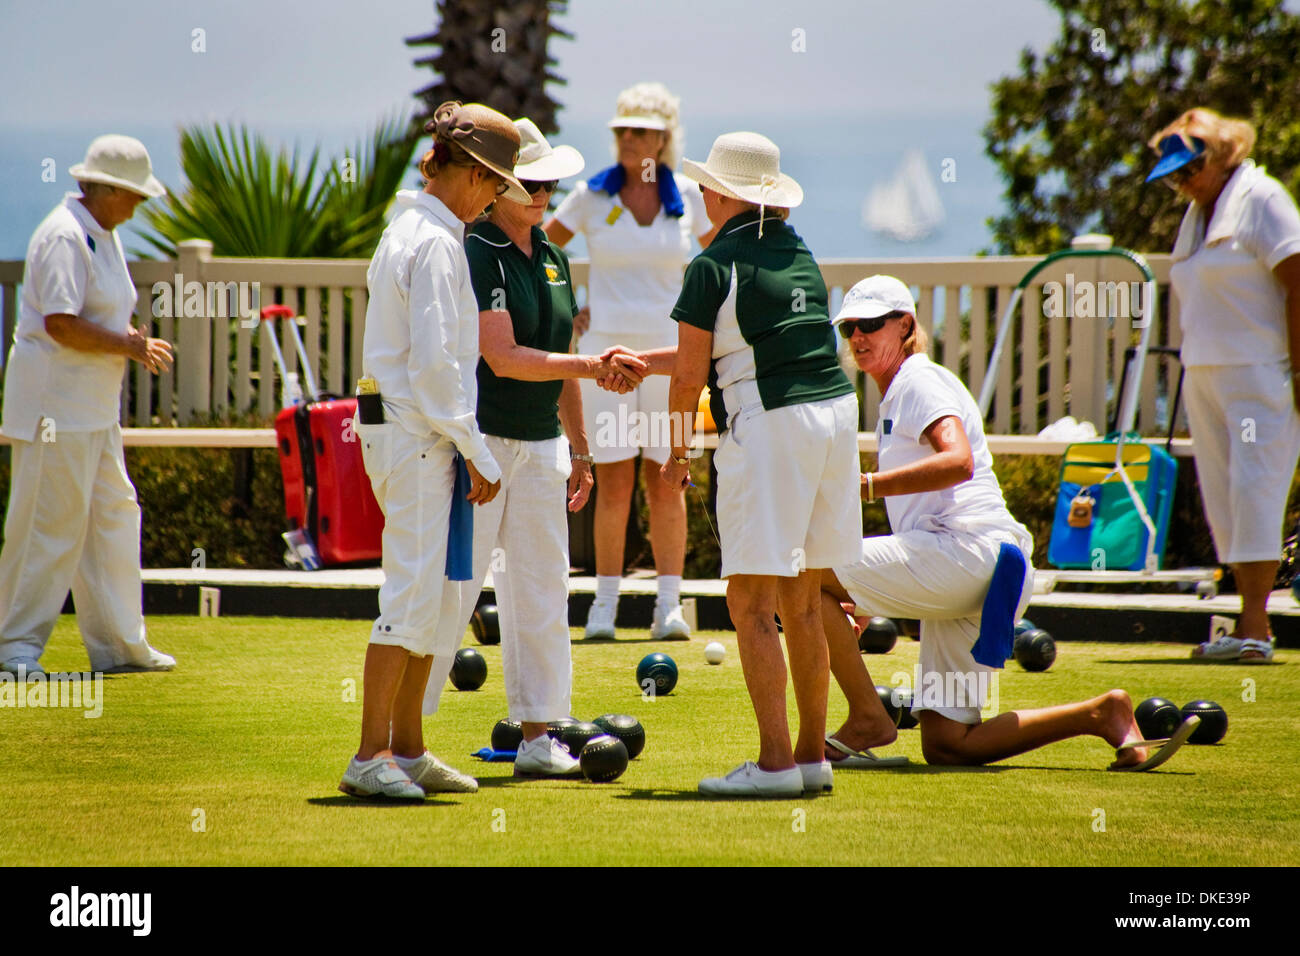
862, 149, 945, 242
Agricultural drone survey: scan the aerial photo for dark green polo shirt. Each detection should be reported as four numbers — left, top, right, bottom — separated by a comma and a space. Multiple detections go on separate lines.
466, 221, 579, 440
670, 210, 852, 431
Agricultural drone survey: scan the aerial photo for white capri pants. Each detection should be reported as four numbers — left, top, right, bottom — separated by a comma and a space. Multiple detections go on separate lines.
0, 424, 157, 670
422, 434, 574, 719
1182, 361, 1300, 564
578, 331, 673, 465
715, 392, 862, 578
360, 423, 470, 692
834, 520, 1034, 725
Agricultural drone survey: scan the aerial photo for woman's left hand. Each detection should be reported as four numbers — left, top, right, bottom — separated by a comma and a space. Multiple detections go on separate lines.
567, 459, 593, 512
660, 456, 690, 491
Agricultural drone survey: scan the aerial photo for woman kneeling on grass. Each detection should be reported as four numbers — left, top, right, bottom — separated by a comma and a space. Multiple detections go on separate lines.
820, 275, 1199, 773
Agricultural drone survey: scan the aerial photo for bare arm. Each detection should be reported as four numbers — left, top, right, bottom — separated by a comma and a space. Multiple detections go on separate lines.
558, 378, 593, 512
45, 313, 173, 374
542, 219, 574, 247
698, 224, 720, 249
479, 310, 646, 384
867, 415, 975, 500
660, 323, 713, 489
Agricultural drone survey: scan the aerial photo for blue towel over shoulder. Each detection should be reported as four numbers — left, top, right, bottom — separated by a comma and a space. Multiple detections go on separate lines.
445, 454, 474, 581
971, 542, 1028, 669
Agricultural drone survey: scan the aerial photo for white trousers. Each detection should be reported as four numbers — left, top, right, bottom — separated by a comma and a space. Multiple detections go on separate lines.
0, 425, 157, 669
424, 433, 573, 720
1182, 362, 1300, 564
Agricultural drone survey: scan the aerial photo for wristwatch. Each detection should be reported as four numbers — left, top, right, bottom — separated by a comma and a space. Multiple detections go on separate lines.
571, 453, 595, 464
671, 453, 691, 465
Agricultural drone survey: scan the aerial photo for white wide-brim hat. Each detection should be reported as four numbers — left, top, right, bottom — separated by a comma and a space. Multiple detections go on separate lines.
68, 134, 166, 199
834, 275, 917, 324
681, 131, 803, 208
511, 118, 585, 186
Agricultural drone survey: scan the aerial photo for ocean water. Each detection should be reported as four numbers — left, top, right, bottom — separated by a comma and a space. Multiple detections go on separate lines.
0, 110, 1003, 262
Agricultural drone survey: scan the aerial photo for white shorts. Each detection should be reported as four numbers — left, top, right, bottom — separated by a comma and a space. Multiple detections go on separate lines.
579, 331, 674, 465
715, 392, 862, 577
359, 422, 470, 660
834, 523, 1034, 725
1182, 362, 1300, 564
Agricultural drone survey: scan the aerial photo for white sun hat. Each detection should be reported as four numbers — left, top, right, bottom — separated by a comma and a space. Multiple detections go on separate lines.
68, 134, 166, 199
681, 132, 803, 209
606, 114, 667, 131
512, 118, 585, 183
834, 275, 917, 324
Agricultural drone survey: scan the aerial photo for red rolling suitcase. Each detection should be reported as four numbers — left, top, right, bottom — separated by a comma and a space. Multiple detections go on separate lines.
263, 306, 383, 567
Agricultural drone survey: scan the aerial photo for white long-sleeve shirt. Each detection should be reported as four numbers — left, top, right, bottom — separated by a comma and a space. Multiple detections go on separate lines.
362, 190, 500, 482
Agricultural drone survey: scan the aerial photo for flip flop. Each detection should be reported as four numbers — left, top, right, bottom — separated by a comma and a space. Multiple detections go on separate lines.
825, 735, 910, 768
1108, 715, 1200, 772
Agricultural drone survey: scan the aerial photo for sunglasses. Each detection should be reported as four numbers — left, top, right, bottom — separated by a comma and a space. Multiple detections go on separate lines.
1163, 155, 1206, 190
523, 179, 558, 195
612, 126, 657, 138
838, 312, 906, 338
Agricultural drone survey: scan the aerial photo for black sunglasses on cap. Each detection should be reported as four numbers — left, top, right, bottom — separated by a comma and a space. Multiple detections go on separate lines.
522, 179, 558, 195
838, 312, 906, 338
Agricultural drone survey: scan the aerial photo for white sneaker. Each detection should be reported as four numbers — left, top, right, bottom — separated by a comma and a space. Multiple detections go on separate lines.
798, 760, 833, 793
1239, 637, 1275, 664
584, 598, 617, 641
1, 657, 44, 679
514, 734, 584, 777
699, 761, 803, 797
339, 756, 425, 799
101, 649, 176, 673
1191, 636, 1247, 661
652, 602, 691, 641
395, 751, 478, 793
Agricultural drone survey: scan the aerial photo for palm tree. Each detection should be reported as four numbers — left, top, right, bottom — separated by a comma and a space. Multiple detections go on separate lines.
137, 115, 417, 259
407, 0, 571, 135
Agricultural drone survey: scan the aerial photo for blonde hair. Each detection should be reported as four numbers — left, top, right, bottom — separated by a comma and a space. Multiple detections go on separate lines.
1149, 107, 1256, 170
903, 314, 929, 356
610, 82, 684, 168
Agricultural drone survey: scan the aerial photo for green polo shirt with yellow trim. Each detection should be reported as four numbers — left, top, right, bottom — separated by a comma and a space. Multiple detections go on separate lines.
670, 210, 852, 431
466, 221, 579, 440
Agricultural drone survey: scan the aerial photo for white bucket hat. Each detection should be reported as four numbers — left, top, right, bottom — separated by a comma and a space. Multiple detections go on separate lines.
512, 118, 585, 184
69, 134, 166, 198
682, 132, 803, 209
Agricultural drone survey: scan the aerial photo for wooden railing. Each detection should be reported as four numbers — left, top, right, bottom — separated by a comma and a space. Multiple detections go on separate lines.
0, 243, 1184, 435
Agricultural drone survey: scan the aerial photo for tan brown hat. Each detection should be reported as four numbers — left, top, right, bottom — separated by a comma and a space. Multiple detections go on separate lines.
424, 101, 530, 203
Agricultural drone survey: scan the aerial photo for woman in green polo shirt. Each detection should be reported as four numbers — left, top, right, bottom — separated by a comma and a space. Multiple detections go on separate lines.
661, 132, 863, 797
460, 119, 649, 778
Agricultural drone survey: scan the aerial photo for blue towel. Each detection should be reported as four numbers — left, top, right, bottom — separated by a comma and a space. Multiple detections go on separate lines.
471, 748, 517, 763
445, 454, 474, 581
586, 163, 684, 217
971, 542, 1028, 668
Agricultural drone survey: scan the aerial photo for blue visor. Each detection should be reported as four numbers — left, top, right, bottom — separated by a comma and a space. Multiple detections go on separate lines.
1145, 134, 1206, 183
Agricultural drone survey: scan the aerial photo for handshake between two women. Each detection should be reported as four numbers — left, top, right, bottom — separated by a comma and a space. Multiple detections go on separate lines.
591, 344, 662, 394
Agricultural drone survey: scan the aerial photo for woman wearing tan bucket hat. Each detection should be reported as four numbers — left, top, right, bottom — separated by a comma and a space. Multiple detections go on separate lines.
662, 132, 862, 797
0, 134, 177, 678
340, 101, 529, 800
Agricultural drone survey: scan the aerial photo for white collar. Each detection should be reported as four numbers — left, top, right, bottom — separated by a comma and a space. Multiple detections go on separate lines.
64, 192, 112, 239
1171, 160, 1264, 261
396, 189, 466, 239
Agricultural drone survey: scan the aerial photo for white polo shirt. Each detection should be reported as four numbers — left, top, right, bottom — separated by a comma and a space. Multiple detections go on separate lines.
1169, 160, 1300, 367
1, 193, 135, 440
362, 190, 500, 482
553, 171, 708, 339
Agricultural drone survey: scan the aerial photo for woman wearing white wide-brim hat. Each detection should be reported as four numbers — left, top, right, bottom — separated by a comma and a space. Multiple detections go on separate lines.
0, 134, 176, 678
661, 131, 862, 797
446, 118, 648, 777
544, 83, 716, 643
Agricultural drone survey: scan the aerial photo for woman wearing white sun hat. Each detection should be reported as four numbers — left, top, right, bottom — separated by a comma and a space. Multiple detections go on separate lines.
545, 82, 716, 643
0, 134, 176, 678
661, 130, 861, 797
448, 118, 649, 778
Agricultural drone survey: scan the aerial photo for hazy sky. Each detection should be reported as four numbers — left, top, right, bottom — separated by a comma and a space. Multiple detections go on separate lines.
0, 0, 1061, 132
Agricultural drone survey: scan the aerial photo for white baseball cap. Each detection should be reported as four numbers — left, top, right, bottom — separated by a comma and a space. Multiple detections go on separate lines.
834, 275, 916, 324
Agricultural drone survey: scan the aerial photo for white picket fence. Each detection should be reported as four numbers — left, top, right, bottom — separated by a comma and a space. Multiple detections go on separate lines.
0, 240, 1186, 436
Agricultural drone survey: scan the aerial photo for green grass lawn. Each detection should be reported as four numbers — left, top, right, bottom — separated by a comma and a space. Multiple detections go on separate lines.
1, 615, 1296, 866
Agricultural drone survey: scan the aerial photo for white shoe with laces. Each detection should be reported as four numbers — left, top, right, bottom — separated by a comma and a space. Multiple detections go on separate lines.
652, 602, 691, 641
395, 751, 478, 793
514, 734, 584, 777
584, 598, 617, 641
339, 756, 425, 799
699, 761, 803, 797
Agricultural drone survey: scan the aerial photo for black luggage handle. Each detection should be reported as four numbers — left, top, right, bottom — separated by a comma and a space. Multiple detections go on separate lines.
1110, 345, 1184, 452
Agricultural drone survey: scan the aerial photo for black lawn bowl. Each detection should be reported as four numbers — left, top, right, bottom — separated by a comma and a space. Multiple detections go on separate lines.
580, 735, 629, 782
1013, 628, 1056, 672
450, 647, 487, 690
1135, 697, 1183, 741
471, 604, 500, 645
1181, 700, 1228, 745
593, 713, 646, 759
859, 616, 898, 654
